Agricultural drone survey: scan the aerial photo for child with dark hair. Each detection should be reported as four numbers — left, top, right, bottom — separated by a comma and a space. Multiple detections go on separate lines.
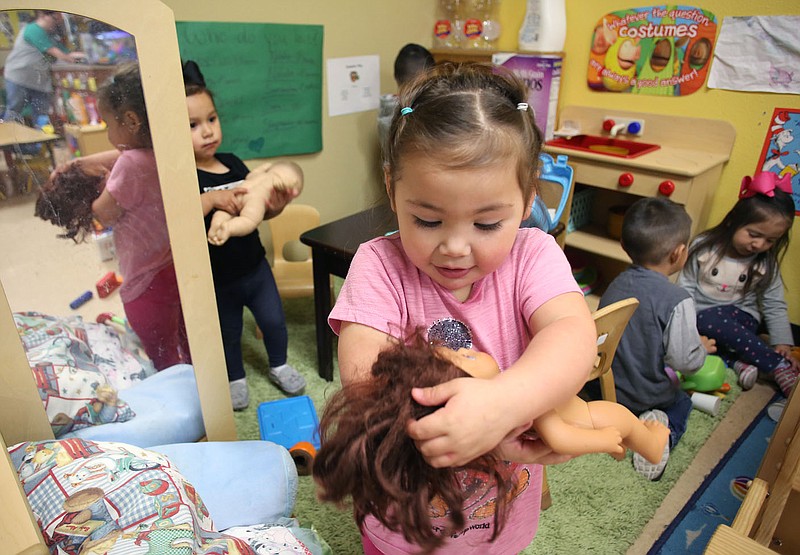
598, 197, 716, 481
678, 172, 799, 396
329, 62, 597, 553
44, 64, 190, 371
183, 60, 305, 408
314, 333, 668, 554
378, 43, 436, 151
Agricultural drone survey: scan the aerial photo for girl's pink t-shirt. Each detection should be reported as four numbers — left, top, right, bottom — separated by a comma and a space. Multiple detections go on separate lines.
329, 228, 581, 554
104, 148, 173, 302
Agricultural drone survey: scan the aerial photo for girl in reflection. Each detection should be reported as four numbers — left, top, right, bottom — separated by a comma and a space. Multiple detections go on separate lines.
44, 64, 190, 371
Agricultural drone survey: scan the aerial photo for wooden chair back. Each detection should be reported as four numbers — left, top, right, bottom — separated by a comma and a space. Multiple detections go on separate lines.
264, 204, 320, 299
588, 297, 640, 402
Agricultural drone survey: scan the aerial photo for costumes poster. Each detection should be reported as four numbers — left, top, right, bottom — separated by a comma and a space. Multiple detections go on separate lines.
587, 5, 717, 96
756, 108, 800, 216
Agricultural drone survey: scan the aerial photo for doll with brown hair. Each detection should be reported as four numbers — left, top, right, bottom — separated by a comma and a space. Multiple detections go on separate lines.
35, 162, 106, 242
313, 334, 670, 553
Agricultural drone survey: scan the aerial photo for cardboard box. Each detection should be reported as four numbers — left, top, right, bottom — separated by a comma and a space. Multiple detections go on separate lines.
491, 53, 563, 141
63, 123, 113, 157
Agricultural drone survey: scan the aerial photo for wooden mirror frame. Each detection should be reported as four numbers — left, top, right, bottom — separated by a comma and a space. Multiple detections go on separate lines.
0, 0, 236, 445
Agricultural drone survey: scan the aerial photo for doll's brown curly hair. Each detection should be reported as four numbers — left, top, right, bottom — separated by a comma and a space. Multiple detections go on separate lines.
35, 163, 104, 243
313, 332, 514, 553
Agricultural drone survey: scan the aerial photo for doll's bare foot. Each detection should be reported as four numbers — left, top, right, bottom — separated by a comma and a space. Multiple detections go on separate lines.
208, 222, 231, 245
641, 419, 670, 464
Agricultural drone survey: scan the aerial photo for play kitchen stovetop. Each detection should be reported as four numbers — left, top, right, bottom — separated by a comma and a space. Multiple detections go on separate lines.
544, 105, 736, 304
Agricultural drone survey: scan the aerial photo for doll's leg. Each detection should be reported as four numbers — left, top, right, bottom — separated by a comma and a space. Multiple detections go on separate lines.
209, 189, 269, 245
208, 209, 234, 244
586, 401, 669, 464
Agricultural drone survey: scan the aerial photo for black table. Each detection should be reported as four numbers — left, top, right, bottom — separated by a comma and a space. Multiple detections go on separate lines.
299, 203, 397, 380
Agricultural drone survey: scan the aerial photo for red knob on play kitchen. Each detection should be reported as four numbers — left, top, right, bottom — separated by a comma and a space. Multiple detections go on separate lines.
658, 180, 675, 196
618, 172, 634, 187
603, 119, 616, 132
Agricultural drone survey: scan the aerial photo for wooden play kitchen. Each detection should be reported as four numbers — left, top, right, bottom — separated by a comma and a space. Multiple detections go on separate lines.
544, 105, 736, 307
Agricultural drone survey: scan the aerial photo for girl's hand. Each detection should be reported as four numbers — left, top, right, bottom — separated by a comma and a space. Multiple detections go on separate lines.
406, 376, 516, 468
496, 433, 573, 465
701, 335, 717, 354
265, 185, 301, 219
211, 188, 246, 215
775, 344, 800, 371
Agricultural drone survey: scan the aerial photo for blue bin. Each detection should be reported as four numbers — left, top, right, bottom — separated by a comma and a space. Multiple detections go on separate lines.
257, 395, 321, 450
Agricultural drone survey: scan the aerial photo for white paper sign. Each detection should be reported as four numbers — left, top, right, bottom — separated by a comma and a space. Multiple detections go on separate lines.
708, 16, 800, 94
326, 55, 380, 117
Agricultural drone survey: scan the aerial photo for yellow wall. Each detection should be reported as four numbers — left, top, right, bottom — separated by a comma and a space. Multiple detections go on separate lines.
163, 0, 800, 324
501, 0, 800, 326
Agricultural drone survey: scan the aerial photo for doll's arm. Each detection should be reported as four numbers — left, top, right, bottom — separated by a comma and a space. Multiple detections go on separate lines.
534, 407, 624, 457
247, 161, 304, 219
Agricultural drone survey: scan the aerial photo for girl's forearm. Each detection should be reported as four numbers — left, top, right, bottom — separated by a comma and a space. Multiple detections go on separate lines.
497, 312, 596, 429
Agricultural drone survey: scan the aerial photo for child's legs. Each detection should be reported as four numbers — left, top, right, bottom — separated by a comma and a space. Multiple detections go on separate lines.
661, 392, 693, 448
214, 280, 247, 382
124, 263, 191, 370
245, 259, 289, 368
696, 305, 785, 371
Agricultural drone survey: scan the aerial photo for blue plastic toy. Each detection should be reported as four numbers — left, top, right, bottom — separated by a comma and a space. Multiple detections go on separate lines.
520, 153, 574, 233
257, 395, 321, 451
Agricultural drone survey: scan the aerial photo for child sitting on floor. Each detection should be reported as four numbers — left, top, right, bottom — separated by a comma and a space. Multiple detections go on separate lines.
597, 197, 716, 481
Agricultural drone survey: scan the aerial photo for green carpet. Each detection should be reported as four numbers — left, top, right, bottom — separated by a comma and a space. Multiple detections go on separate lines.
235, 295, 742, 554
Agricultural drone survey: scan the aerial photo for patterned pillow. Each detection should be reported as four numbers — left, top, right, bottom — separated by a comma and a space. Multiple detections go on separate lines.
13, 312, 136, 437
9, 439, 260, 555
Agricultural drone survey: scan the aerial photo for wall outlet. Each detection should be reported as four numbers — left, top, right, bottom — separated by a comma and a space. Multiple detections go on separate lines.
604, 116, 646, 136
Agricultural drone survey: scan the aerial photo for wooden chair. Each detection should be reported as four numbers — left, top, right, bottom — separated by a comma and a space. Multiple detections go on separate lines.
541, 297, 639, 509
705, 384, 800, 554
263, 204, 321, 299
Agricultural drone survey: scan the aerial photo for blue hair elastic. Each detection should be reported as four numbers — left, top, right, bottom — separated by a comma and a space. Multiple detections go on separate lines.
400, 107, 413, 115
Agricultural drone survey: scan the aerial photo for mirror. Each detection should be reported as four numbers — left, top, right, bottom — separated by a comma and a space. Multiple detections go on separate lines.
0, 0, 234, 446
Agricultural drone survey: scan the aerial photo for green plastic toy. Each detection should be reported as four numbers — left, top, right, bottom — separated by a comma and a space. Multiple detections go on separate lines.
677, 355, 727, 392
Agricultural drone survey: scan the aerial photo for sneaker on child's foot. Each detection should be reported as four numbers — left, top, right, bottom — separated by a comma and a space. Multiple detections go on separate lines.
633, 410, 670, 481
268, 364, 306, 396
229, 378, 249, 411
733, 361, 758, 391
773, 362, 798, 398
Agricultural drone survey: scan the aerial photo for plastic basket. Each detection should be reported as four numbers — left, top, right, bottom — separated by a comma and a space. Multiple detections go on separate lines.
257, 395, 320, 450
567, 187, 596, 233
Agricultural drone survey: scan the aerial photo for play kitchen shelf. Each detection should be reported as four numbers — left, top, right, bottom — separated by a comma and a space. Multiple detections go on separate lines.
544, 105, 736, 306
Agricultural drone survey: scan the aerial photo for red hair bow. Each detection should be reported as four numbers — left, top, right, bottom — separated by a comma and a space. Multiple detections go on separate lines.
739, 172, 793, 199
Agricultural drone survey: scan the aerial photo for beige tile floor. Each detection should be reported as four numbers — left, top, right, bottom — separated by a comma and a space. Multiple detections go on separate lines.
0, 182, 124, 322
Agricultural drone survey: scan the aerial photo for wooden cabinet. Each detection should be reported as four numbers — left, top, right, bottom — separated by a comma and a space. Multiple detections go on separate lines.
544, 105, 736, 307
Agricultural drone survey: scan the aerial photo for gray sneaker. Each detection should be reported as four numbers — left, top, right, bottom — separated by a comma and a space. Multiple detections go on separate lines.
268, 364, 306, 396
633, 409, 670, 481
229, 378, 249, 411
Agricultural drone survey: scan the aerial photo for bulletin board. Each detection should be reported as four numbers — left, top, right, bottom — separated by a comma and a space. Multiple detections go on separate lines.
175, 21, 323, 158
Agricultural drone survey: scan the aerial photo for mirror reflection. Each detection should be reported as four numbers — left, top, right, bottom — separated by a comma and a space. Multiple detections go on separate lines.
0, 9, 192, 438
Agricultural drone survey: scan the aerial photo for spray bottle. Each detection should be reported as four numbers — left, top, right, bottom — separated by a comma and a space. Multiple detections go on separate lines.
518, 0, 566, 52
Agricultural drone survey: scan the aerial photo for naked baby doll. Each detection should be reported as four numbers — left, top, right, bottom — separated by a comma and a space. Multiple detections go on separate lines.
206, 161, 303, 246
313, 335, 670, 552
35, 162, 105, 242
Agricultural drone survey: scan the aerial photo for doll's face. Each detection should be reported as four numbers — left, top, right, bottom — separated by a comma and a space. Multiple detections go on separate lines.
436, 347, 500, 379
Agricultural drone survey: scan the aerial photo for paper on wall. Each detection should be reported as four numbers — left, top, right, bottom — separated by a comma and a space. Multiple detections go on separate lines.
708, 16, 800, 94
326, 55, 380, 117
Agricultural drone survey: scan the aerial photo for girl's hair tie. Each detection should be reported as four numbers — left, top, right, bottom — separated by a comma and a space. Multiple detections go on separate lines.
517, 102, 529, 111
400, 107, 414, 116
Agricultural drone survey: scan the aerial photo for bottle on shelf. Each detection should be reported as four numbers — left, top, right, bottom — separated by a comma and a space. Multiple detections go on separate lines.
84, 77, 100, 125
70, 78, 89, 126
433, 0, 459, 48
461, 0, 485, 49
518, 0, 566, 52
479, 0, 502, 51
